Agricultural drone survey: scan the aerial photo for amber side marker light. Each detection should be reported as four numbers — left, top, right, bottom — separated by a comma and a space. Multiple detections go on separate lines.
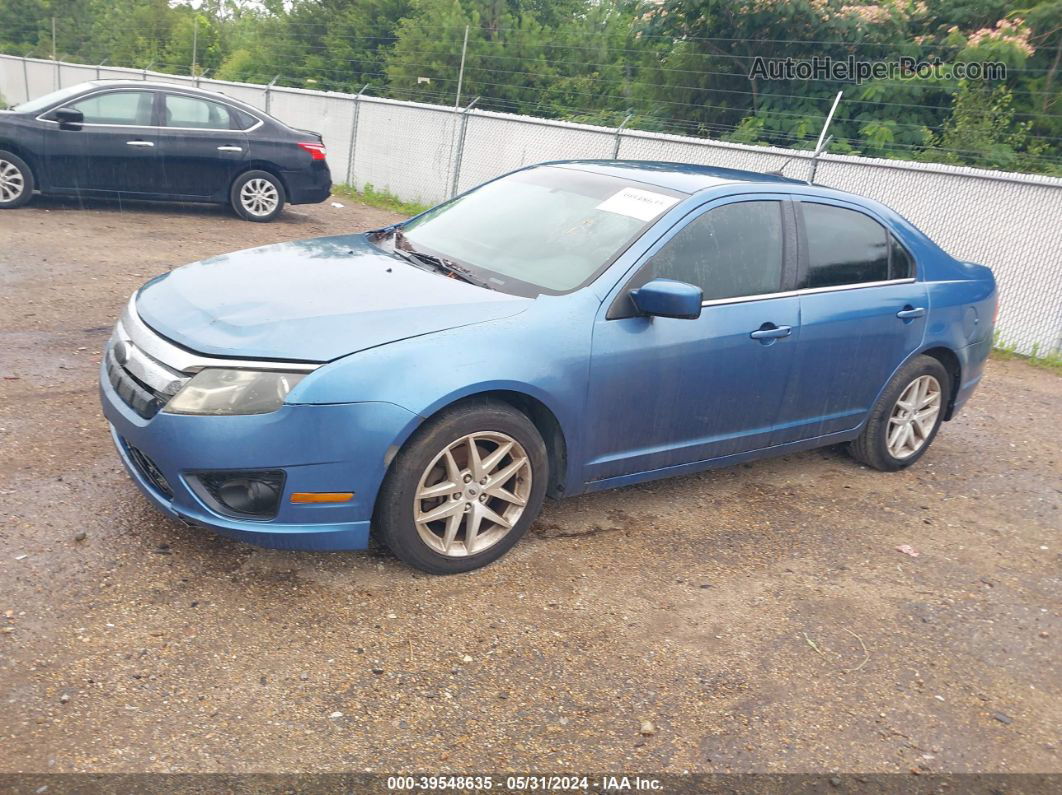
290, 492, 355, 504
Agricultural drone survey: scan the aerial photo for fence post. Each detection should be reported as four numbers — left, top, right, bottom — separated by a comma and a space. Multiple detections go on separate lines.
142, 60, 154, 81
346, 83, 370, 186
612, 112, 633, 160
96, 58, 108, 80
450, 97, 479, 199
22, 56, 30, 103
264, 74, 280, 115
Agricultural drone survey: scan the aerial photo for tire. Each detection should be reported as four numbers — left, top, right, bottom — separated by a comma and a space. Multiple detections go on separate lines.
0, 150, 34, 209
230, 170, 285, 222
374, 400, 549, 574
849, 355, 951, 472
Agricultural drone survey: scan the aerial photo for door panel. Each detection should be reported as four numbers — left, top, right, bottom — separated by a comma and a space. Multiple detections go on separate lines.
584, 297, 800, 481
775, 283, 927, 441
42, 90, 159, 193
157, 93, 247, 198
583, 196, 800, 483
773, 198, 928, 443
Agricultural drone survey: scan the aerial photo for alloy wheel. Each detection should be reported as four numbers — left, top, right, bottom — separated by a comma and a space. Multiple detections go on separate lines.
239, 178, 279, 217
414, 431, 532, 557
0, 159, 25, 203
886, 374, 942, 459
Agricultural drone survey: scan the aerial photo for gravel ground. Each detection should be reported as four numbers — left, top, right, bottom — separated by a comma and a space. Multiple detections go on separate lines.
0, 196, 1059, 775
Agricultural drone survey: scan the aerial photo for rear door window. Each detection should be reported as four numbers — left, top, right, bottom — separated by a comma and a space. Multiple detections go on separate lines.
163, 94, 236, 130
800, 202, 889, 288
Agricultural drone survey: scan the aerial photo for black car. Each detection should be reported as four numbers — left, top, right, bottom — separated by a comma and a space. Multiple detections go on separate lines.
0, 80, 331, 221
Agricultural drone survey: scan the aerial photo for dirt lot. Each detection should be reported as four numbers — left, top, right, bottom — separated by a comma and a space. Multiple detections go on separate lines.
0, 196, 1059, 775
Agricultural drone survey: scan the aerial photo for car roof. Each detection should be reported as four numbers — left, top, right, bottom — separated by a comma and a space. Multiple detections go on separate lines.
545, 159, 806, 194
86, 79, 221, 92
75, 79, 266, 117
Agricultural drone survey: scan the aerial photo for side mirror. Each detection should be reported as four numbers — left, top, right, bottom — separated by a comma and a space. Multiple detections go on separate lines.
630, 278, 703, 320
54, 107, 84, 127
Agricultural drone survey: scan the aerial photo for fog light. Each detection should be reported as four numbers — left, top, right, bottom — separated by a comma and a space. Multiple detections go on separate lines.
189, 470, 285, 519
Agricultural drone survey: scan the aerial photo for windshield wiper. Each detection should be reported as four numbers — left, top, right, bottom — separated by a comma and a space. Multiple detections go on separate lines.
391, 229, 494, 291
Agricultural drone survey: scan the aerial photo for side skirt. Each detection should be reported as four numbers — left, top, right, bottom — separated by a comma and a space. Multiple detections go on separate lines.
578, 428, 861, 495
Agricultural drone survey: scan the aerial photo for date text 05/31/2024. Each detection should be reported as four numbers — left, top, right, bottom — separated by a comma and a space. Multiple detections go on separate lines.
386, 775, 663, 791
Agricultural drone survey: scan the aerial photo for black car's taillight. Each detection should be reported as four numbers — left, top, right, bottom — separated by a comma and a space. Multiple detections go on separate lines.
297, 142, 327, 161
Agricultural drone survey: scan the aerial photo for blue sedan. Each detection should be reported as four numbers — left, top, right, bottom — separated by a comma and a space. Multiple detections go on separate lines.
99, 161, 997, 573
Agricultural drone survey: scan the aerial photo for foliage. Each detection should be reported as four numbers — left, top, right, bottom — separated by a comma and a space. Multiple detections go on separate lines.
921, 80, 1058, 173
332, 182, 431, 215
1, 0, 1058, 174
992, 332, 1062, 371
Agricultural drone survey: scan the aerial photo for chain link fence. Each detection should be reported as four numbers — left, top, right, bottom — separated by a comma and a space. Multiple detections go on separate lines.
3, 53, 1060, 356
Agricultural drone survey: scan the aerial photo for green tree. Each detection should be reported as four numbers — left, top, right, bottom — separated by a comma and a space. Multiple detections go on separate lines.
921, 81, 1056, 172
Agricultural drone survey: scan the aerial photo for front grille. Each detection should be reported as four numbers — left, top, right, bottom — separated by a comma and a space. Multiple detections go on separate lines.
106, 347, 164, 418
104, 321, 189, 419
123, 440, 174, 499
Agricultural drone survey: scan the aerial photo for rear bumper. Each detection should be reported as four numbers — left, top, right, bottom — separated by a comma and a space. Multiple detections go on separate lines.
950, 335, 993, 419
284, 161, 331, 205
100, 360, 418, 550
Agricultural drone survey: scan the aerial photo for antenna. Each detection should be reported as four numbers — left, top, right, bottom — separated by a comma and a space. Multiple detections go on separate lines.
808, 91, 843, 184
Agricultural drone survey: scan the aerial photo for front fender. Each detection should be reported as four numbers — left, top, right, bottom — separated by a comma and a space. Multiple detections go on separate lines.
286, 293, 598, 490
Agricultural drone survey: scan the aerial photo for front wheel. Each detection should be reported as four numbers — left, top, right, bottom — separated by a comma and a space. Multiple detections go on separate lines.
374, 401, 548, 574
0, 151, 34, 209
849, 355, 951, 471
230, 170, 285, 222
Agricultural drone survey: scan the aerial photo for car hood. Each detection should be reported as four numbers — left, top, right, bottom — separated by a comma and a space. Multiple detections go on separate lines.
136, 234, 530, 362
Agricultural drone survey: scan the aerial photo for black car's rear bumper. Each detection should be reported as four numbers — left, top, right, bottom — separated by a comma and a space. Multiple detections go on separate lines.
284, 161, 331, 205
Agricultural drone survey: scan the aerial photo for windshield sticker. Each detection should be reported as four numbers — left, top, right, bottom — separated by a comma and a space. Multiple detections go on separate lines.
596, 188, 679, 222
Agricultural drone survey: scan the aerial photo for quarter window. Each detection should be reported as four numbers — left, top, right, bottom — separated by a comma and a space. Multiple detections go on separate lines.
801, 202, 889, 288
890, 235, 914, 279
163, 94, 235, 129
641, 201, 785, 301
70, 91, 154, 125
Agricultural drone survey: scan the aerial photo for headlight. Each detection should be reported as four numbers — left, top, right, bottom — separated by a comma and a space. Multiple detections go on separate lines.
163, 369, 306, 416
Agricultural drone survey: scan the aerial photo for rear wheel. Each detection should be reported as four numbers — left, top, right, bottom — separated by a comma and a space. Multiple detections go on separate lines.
0, 151, 34, 209
374, 401, 548, 574
231, 170, 285, 222
849, 355, 950, 471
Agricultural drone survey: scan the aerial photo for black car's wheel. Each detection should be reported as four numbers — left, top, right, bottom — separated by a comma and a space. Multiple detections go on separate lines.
849, 355, 951, 472
0, 151, 34, 209
374, 400, 549, 574
230, 170, 285, 222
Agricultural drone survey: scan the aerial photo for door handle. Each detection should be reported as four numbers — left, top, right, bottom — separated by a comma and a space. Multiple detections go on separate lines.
125, 140, 154, 147
216, 145, 243, 152
749, 324, 792, 340
896, 306, 926, 320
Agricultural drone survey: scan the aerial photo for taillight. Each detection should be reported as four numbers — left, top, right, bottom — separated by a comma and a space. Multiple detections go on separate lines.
297, 142, 327, 160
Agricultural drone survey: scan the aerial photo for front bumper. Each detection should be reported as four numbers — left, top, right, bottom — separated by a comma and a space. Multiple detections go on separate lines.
100, 359, 418, 550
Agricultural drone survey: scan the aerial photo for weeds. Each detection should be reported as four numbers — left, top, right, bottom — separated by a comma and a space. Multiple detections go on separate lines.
992, 331, 1062, 373
332, 183, 430, 217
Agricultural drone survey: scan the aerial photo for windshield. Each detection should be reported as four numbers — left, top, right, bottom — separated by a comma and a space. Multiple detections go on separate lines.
12, 83, 89, 114
399, 166, 686, 296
